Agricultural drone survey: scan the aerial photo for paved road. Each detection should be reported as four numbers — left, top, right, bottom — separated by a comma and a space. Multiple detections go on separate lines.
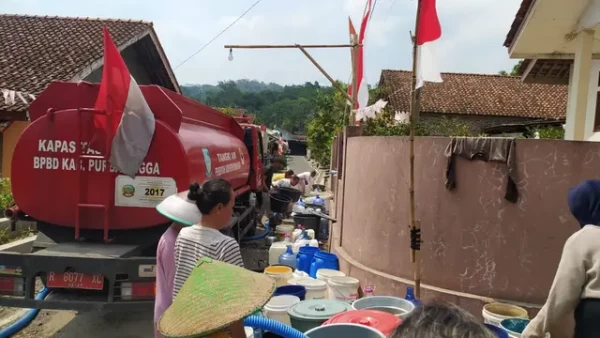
287, 155, 313, 174
12, 156, 314, 337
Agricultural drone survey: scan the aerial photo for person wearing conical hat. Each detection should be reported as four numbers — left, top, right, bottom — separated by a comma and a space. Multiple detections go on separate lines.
154, 190, 202, 338
158, 257, 276, 338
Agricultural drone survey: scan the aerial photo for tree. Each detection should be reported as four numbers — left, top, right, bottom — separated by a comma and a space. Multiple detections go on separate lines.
306, 85, 348, 167
499, 60, 524, 76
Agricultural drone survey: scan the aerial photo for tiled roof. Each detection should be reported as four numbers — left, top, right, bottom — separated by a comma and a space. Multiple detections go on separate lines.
0, 14, 153, 115
380, 70, 568, 120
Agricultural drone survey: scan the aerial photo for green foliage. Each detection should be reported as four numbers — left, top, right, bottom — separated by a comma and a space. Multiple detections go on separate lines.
182, 80, 333, 134
0, 178, 14, 211
0, 227, 33, 245
499, 60, 524, 76
217, 107, 239, 116
363, 110, 478, 137
528, 126, 565, 140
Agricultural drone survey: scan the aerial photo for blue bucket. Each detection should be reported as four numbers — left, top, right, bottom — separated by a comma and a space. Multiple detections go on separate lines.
485, 324, 509, 338
274, 285, 306, 301
309, 251, 340, 278
500, 318, 530, 334
297, 246, 319, 273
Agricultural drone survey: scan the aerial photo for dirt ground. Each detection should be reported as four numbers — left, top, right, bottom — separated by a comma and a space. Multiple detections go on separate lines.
11, 309, 153, 338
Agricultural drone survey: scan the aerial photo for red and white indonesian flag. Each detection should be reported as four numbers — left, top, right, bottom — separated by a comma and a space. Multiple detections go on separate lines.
416, 0, 443, 89
92, 26, 156, 178
347, 0, 372, 112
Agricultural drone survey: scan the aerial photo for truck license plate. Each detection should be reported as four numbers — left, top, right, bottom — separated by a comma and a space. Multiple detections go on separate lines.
46, 272, 104, 290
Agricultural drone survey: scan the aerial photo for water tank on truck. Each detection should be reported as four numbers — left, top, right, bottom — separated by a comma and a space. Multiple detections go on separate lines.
12, 81, 252, 234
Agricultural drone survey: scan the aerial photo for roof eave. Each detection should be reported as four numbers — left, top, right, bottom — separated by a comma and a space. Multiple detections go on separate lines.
504, 0, 537, 53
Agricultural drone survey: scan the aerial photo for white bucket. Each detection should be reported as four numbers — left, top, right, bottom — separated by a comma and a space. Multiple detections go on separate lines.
482, 303, 529, 327
244, 327, 254, 338
327, 276, 360, 302
296, 277, 327, 300
263, 295, 301, 326
316, 269, 346, 286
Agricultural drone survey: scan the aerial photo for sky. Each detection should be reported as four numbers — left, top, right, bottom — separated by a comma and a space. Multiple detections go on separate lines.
1, 0, 523, 86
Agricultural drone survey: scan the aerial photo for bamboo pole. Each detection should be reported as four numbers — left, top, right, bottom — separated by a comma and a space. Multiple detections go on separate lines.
225, 43, 358, 107
409, 0, 423, 299
349, 36, 359, 125
225, 44, 358, 49
296, 46, 353, 104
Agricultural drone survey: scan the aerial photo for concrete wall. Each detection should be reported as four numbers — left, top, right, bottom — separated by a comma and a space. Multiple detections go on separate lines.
333, 136, 600, 321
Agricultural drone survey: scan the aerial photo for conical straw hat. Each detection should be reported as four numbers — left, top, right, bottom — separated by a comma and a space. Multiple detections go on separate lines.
156, 190, 202, 226
158, 257, 276, 338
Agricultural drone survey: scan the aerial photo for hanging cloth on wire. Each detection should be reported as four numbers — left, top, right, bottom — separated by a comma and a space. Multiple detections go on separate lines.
444, 137, 518, 203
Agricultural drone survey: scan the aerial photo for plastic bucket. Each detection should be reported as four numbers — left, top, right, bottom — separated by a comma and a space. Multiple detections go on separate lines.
296, 246, 320, 273
263, 295, 300, 326
275, 224, 294, 241
309, 252, 340, 278
306, 323, 386, 338
293, 214, 321, 233
269, 193, 293, 213
482, 303, 528, 327
274, 285, 307, 301
327, 276, 360, 302
318, 217, 329, 241
500, 318, 530, 338
276, 187, 302, 202
352, 296, 415, 320
264, 266, 293, 287
295, 277, 327, 300
485, 324, 509, 338
316, 269, 346, 286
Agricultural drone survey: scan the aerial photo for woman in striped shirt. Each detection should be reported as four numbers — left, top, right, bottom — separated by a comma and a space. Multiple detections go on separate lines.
173, 179, 244, 298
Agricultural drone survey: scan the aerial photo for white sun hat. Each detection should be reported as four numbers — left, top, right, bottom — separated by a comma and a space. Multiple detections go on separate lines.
156, 190, 202, 226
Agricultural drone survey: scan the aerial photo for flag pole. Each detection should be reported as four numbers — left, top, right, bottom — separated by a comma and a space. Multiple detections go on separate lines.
409, 0, 423, 299
350, 35, 359, 125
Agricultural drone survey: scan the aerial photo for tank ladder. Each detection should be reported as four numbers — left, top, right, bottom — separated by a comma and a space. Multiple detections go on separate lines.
74, 108, 113, 242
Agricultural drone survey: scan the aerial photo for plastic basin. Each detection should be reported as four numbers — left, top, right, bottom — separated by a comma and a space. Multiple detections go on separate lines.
352, 296, 415, 320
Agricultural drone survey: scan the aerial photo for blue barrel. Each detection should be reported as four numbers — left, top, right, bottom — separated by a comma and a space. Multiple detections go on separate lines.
309, 251, 340, 278
274, 285, 307, 300
296, 246, 320, 273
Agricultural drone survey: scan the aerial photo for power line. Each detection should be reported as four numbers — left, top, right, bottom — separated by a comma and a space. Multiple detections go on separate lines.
370, 0, 379, 20
174, 0, 264, 69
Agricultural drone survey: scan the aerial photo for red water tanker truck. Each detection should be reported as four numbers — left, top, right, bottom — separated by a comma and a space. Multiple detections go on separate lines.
0, 81, 269, 311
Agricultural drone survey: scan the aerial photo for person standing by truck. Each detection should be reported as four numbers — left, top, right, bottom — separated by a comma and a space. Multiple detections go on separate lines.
172, 179, 244, 299
153, 191, 202, 338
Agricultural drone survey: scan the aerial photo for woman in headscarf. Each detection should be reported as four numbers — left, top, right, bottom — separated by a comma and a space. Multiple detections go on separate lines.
523, 180, 600, 338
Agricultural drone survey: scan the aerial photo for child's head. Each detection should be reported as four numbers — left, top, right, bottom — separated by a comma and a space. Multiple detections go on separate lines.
310, 170, 317, 177
188, 178, 234, 229
290, 175, 300, 186
392, 303, 496, 338
284, 169, 295, 178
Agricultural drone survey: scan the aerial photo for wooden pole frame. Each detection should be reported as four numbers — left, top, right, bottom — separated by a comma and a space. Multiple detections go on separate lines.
225, 43, 360, 110
409, 0, 423, 299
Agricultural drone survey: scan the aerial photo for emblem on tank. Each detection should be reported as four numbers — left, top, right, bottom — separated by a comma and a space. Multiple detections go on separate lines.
202, 148, 212, 177
122, 184, 135, 198
239, 147, 245, 165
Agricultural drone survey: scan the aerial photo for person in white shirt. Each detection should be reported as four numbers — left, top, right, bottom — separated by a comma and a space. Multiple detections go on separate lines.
297, 170, 317, 192
273, 175, 301, 192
